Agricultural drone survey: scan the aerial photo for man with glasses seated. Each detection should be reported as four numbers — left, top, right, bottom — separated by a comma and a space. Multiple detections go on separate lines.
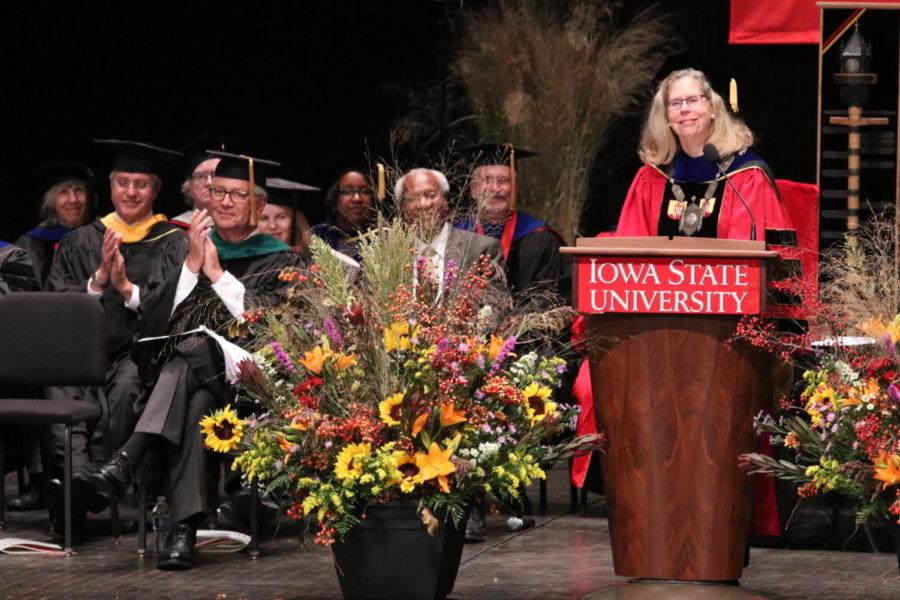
92, 151, 304, 571
170, 135, 228, 231
43, 140, 189, 534
458, 143, 568, 304
311, 161, 376, 262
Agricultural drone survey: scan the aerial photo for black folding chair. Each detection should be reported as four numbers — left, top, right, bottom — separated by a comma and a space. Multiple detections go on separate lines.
0, 293, 108, 555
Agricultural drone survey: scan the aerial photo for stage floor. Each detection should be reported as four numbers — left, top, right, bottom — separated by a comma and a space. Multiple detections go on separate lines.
1, 466, 898, 600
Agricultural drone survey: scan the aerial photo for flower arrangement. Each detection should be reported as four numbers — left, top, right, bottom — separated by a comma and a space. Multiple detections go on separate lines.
203, 222, 597, 544
737, 213, 900, 526
741, 315, 900, 525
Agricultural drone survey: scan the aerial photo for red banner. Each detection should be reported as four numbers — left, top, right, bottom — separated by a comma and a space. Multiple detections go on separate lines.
576, 256, 763, 315
730, 0, 899, 45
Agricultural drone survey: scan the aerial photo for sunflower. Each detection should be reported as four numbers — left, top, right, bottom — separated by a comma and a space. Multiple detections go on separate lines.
521, 382, 557, 426
300, 346, 326, 374
334, 442, 371, 481
379, 393, 405, 426
415, 442, 457, 493
200, 405, 246, 453
393, 452, 421, 493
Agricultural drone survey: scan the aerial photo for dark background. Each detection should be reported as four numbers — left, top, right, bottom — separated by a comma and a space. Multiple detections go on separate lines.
0, 0, 822, 242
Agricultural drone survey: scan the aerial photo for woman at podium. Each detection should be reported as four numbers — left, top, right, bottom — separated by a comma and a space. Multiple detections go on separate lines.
617, 68, 795, 245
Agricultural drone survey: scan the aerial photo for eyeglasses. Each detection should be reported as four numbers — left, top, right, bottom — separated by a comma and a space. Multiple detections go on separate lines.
209, 186, 252, 203
666, 94, 706, 111
338, 187, 374, 198
474, 175, 511, 186
112, 177, 152, 191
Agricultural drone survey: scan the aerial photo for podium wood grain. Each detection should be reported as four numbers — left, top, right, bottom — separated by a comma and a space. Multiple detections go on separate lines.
586, 313, 771, 581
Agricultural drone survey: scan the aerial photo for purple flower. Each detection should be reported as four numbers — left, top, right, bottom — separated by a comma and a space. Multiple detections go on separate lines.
437, 337, 450, 352
888, 383, 900, 404
475, 355, 486, 369
474, 390, 485, 400
490, 336, 517, 374
481, 424, 492, 433
323, 318, 342, 348
825, 412, 836, 423
458, 341, 469, 353
444, 259, 459, 289
556, 363, 567, 374
270, 341, 295, 372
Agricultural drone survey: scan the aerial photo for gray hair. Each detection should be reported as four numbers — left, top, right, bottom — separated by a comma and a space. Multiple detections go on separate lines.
393, 168, 450, 203
38, 179, 88, 227
180, 178, 194, 206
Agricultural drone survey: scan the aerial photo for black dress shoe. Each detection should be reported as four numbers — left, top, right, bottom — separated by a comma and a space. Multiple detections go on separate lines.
89, 451, 134, 498
45, 478, 87, 539
156, 523, 196, 571
6, 480, 45, 511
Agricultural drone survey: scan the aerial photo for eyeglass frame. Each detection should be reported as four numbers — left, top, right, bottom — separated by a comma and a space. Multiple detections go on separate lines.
666, 94, 707, 111
208, 185, 253, 204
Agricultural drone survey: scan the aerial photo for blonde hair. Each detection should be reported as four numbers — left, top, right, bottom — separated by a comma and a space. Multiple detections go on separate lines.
638, 68, 754, 166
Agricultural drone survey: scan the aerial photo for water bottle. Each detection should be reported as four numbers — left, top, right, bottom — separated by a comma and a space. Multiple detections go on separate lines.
151, 496, 170, 553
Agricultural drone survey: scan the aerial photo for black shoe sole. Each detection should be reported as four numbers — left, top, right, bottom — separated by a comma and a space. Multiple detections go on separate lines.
88, 470, 129, 499
156, 556, 193, 571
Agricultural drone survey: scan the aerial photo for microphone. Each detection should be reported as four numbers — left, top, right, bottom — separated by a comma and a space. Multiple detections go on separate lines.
703, 143, 757, 241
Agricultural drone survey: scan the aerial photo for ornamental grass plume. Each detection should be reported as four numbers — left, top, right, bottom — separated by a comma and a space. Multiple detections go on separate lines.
453, 0, 675, 241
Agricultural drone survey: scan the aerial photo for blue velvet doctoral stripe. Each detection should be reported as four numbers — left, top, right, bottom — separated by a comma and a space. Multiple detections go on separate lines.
25, 226, 71, 243
458, 210, 547, 243
672, 149, 763, 183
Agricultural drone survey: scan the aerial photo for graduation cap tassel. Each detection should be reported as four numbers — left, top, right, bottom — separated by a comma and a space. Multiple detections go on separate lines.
376, 163, 386, 201
248, 157, 258, 228
507, 144, 517, 212
729, 78, 739, 113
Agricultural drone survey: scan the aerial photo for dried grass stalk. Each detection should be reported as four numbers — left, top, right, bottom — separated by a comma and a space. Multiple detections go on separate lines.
820, 211, 900, 330
454, 0, 675, 241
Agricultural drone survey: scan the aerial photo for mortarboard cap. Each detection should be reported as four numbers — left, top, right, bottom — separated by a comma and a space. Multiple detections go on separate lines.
457, 142, 537, 212
208, 150, 281, 227
266, 177, 321, 207
178, 133, 234, 177
94, 139, 182, 177
33, 161, 93, 191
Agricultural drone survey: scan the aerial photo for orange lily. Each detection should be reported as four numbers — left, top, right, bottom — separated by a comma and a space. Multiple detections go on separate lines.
299, 346, 326, 374
333, 352, 358, 370
416, 442, 457, 493
439, 402, 466, 427
411, 411, 430, 437
874, 452, 900, 487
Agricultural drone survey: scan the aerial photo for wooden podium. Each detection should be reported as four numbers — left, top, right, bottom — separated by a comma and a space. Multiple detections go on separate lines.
562, 237, 779, 582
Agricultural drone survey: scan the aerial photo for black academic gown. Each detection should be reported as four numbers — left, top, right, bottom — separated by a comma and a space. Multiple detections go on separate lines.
0, 243, 40, 476
42, 219, 188, 476
506, 229, 569, 302
0, 243, 39, 294
132, 243, 303, 525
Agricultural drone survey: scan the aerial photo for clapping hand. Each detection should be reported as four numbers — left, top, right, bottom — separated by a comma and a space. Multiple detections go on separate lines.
186, 209, 213, 274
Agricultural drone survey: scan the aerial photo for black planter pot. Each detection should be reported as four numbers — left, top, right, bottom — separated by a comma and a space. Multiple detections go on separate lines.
331, 503, 467, 600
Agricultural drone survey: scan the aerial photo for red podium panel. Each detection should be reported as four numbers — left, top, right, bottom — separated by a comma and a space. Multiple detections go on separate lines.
562, 237, 778, 581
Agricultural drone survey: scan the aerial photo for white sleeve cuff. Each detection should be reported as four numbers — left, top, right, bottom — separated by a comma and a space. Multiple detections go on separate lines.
172, 263, 200, 315
125, 285, 141, 311
86, 279, 103, 298
211, 271, 246, 319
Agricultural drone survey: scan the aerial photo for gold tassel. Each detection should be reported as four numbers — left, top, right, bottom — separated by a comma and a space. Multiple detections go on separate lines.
507, 144, 517, 212
248, 157, 258, 228
729, 78, 739, 113
376, 162, 386, 201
